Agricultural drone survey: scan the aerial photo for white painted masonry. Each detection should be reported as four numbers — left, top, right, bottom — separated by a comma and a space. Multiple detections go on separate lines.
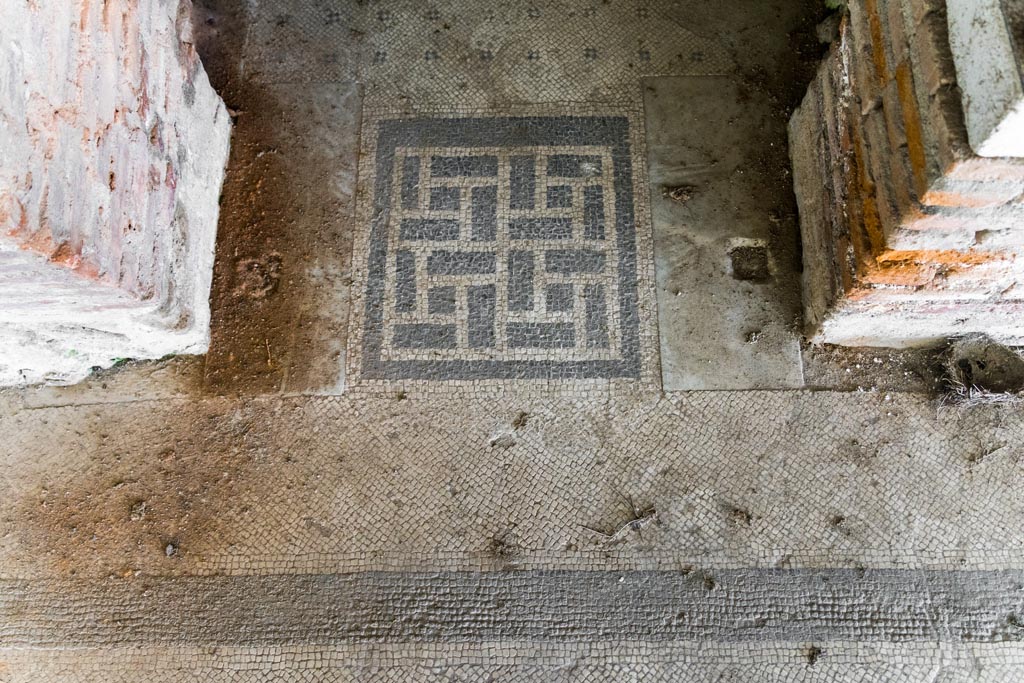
0, 0, 230, 385
947, 0, 1024, 157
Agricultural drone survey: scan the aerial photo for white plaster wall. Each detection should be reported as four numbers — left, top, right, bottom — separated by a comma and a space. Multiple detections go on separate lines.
0, 240, 199, 385
947, 0, 1024, 157
0, 0, 230, 385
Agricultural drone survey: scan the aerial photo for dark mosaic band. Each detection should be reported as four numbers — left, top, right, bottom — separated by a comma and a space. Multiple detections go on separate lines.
5, 569, 1024, 646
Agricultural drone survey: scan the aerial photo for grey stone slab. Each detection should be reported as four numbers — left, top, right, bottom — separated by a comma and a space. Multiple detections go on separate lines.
509, 217, 573, 240
399, 219, 459, 241
426, 250, 496, 276
644, 77, 803, 390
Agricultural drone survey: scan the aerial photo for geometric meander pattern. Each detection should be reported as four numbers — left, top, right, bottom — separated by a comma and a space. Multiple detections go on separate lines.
357, 116, 642, 380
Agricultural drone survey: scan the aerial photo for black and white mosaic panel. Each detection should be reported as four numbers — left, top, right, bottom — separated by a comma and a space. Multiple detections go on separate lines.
348, 108, 657, 384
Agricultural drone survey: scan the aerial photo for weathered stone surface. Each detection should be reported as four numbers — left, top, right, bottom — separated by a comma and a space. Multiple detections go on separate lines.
947, 0, 1024, 156
3, 389, 1024, 677
0, 0, 231, 385
790, 1, 1024, 347
9, 1, 1024, 679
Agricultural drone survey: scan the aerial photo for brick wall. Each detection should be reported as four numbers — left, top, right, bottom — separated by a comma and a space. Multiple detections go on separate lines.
0, 0, 230, 385
790, 0, 1024, 347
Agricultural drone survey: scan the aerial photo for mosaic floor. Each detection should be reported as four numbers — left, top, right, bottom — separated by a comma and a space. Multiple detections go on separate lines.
347, 107, 658, 386
7, 0, 1024, 680
3, 392, 1024, 680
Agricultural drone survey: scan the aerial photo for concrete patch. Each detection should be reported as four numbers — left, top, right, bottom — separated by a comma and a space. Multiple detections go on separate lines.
645, 77, 804, 390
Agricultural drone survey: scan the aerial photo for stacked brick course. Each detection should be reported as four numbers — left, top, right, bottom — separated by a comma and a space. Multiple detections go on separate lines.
790, 0, 1024, 346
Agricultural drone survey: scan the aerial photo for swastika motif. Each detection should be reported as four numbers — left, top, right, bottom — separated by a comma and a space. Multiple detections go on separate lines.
348, 110, 656, 383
